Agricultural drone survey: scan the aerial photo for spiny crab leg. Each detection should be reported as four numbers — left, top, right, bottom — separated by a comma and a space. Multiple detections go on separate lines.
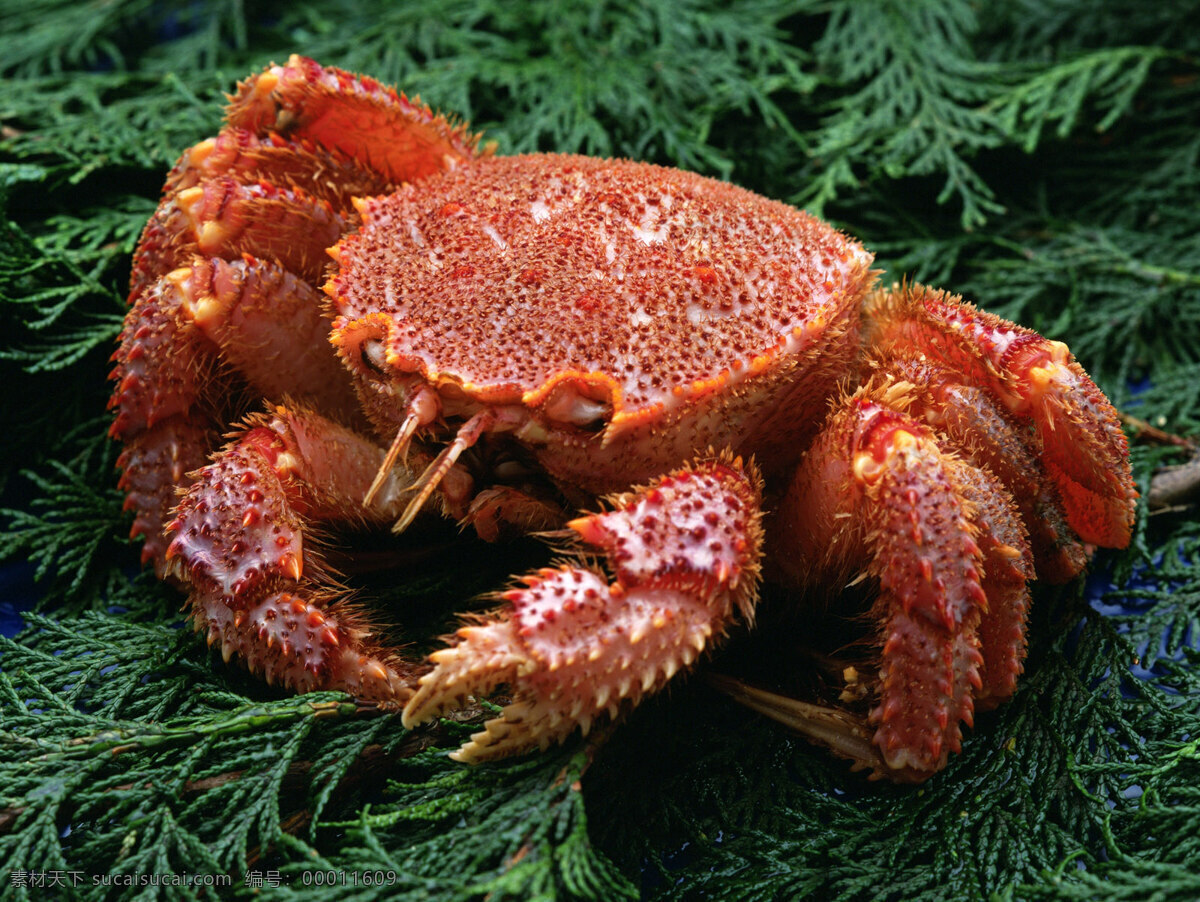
225, 54, 482, 185
878, 354, 1087, 583
402, 455, 764, 762
110, 256, 356, 571
773, 394, 1035, 778
866, 284, 1138, 547
110, 270, 219, 569
948, 458, 1035, 709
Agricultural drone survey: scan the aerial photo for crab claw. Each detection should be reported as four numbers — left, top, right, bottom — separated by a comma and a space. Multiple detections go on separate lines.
402, 455, 764, 762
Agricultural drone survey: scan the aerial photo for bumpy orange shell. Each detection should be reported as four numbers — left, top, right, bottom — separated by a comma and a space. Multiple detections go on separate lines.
327, 153, 874, 434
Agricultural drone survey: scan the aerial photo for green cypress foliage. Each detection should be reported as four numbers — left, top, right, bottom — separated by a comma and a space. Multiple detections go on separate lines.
1, 0, 1198, 898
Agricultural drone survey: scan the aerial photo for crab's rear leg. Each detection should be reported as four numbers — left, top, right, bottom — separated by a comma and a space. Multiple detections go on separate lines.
866, 284, 1137, 548
225, 54, 483, 184
168, 404, 421, 698
772, 395, 1034, 779
402, 456, 764, 762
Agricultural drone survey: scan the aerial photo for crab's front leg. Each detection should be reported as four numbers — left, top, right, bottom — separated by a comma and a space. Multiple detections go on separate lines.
772, 393, 1035, 779
167, 404, 422, 698
402, 456, 764, 762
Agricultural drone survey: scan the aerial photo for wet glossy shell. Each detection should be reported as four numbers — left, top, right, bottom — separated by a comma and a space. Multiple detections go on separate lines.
328, 154, 872, 428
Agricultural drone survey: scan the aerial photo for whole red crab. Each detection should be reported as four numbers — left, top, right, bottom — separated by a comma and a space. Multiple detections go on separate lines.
110, 56, 1136, 781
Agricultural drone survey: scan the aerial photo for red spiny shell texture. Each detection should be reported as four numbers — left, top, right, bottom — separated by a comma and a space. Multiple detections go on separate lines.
329, 154, 873, 420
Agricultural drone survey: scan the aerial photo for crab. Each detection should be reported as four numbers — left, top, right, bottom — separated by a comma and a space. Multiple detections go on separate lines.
109, 56, 1137, 781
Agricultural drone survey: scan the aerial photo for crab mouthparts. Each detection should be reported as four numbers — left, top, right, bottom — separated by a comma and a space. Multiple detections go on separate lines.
363, 385, 441, 510
392, 409, 494, 533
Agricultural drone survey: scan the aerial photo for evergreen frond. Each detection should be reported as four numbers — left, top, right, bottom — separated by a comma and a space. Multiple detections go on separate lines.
0, 198, 145, 373
0, 450, 129, 611
0, 0, 247, 77
0, 613, 631, 900
795, 0, 1008, 229
0, 72, 222, 175
988, 46, 1172, 152
265, 748, 637, 901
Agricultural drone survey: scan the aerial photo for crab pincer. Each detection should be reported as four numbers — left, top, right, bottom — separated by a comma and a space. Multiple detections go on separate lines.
403, 456, 763, 762
164, 405, 420, 699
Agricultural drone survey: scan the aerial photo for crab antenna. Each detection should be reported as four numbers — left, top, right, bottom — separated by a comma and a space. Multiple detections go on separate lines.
363, 386, 440, 509
393, 409, 494, 534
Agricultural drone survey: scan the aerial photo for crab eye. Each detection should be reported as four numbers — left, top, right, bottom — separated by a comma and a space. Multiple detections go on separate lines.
360, 339, 389, 375
540, 382, 612, 433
